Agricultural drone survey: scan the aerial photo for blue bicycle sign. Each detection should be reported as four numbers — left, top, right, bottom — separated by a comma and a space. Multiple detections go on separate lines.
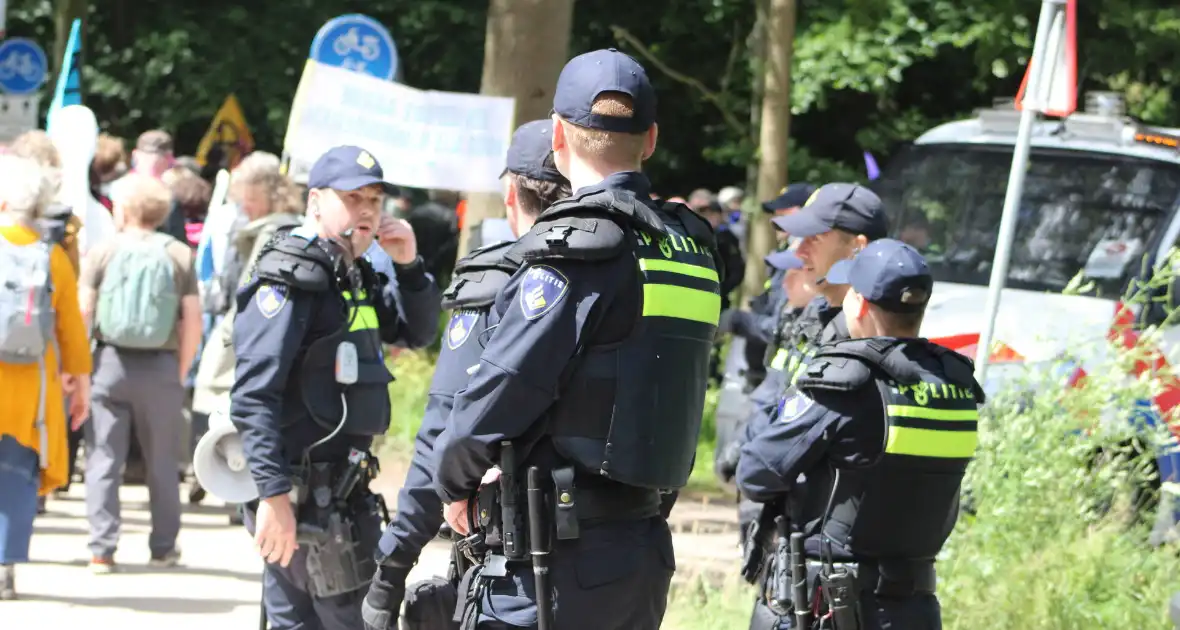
0, 38, 48, 95
310, 14, 398, 81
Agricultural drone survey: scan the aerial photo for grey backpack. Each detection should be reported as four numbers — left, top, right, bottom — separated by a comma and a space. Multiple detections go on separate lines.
0, 231, 57, 468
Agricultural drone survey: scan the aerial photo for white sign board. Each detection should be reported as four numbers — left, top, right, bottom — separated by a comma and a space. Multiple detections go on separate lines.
283, 60, 515, 193
0, 93, 39, 143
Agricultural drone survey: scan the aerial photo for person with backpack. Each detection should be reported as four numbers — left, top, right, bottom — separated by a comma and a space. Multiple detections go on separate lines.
0, 155, 94, 600
77, 173, 203, 574
8, 130, 88, 500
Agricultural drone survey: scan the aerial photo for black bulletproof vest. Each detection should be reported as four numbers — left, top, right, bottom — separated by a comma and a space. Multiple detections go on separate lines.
252, 232, 394, 439
784, 299, 847, 389
435, 240, 520, 393
536, 194, 722, 490
299, 277, 393, 437
798, 338, 984, 561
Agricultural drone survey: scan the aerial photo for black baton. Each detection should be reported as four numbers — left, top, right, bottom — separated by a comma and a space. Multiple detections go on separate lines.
527, 467, 554, 630
791, 532, 812, 629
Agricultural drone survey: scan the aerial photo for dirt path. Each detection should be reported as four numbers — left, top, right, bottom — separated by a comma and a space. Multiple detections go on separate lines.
7, 453, 742, 629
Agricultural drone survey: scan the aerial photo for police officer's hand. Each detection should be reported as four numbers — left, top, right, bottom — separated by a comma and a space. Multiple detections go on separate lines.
715, 440, 742, 483
784, 268, 817, 308
255, 494, 299, 567
444, 467, 502, 535
362, 565, 409, 630
377, 215, 418, 265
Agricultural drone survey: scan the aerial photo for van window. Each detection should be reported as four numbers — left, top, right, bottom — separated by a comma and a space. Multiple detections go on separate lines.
873, 144, 1180, 297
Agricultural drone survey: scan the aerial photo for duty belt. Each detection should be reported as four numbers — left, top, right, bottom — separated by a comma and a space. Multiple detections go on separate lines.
477, 466, 662, 545
806, 558, 936, 598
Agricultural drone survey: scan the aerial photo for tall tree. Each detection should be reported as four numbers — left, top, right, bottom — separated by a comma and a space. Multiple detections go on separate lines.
52, 0, 85, 85
458, 0, 575, 257
744, 0, 797, 301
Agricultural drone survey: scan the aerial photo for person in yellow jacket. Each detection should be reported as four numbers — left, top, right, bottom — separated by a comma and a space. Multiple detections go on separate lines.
0, 155, 93, 600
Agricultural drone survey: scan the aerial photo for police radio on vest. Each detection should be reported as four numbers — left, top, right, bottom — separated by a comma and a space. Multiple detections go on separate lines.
336, 341, 358, 385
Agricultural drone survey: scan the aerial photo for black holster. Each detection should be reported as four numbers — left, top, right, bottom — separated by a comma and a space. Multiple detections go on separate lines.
403, 576, 461, 630
290, 456, 379, 599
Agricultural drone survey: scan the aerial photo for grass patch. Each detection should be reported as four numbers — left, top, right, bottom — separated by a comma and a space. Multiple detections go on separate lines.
663, 574, 756, 629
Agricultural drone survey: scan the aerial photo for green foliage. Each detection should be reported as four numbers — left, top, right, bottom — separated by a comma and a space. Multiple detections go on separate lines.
10, 0, 1180, 195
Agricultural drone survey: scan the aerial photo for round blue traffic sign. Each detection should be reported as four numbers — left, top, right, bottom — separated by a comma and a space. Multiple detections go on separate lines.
309, 14, 398, 81
0, 38, 48, 95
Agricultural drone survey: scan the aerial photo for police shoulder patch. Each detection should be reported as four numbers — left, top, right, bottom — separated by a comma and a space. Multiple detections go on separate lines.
519, 264, 570, 320
447, 310, 479, 350
256, 283, 288, 319
778, 392, 814, 423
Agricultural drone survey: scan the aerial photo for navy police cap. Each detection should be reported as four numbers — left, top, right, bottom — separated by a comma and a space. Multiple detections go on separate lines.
553, 48, 657, 135
762, 183, 817, 214
764, 249, 804, 272
501, 120, 566, 183
771, 183, 888, 240
826, 238, 932, 313
308, 145, 398, 195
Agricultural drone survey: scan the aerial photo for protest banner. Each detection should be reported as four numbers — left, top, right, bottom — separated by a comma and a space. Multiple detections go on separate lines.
283, 60, 515, 193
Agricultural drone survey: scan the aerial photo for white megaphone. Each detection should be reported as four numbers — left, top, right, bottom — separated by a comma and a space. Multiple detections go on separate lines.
192, 410, 260, 504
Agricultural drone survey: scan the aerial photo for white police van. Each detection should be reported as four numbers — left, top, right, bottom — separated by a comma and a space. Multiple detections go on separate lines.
872, 92, 1180, 534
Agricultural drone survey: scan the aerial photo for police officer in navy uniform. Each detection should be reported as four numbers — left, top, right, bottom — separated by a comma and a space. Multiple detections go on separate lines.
433, 48, 722, 630
769, 183, 888, 391
360, 120, 571, 630
719, 183, 817, 389
230, 145, 441, 630
737, 239, 983, 630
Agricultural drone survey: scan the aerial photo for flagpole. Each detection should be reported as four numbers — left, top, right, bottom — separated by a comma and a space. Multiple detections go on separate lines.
974, 0, 1063, 384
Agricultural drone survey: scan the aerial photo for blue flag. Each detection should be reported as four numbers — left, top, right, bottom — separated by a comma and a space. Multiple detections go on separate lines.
46, 18, 83, 131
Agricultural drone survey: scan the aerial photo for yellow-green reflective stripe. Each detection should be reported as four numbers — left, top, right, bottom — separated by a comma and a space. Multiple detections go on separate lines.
887, 405, 978, 421
770, 349, 788, 370
639, 258, 720, 283
642, 284, 720, 325
341, 290, 369, 300
350, 305, 379, 332
886, 426, 978, 458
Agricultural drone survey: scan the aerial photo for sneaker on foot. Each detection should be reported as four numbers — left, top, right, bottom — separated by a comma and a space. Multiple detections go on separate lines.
148, 548, 181, 568
89, 556, 116, 574
0, 564, 15, 600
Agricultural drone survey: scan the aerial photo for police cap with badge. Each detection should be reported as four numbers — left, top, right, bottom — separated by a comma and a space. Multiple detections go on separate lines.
762, 183, 817, 214
308, 145, 399, 196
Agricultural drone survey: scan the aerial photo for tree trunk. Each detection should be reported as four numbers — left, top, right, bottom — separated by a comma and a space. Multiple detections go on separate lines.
51, 0, 86, 92
743, 0, 796, 304
458, 0, 575, 257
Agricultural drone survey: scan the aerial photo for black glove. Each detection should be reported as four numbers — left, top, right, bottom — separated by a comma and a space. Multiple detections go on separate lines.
362, 565, 410, 630
714, 439, 743, 483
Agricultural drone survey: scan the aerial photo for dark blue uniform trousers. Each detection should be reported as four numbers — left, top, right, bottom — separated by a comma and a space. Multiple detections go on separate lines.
243, 502, 382, 630
474, 516, 675, 630
748, 590, 943, 630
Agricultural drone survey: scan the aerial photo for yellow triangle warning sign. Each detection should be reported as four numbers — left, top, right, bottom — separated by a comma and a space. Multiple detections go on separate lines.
195, 95, 255, 169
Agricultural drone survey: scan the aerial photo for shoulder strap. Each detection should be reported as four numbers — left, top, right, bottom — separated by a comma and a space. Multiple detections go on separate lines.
796, 337, 912, 393
443, 240, 521, 310
504, 209, 630, 266
254, 230, 338, 292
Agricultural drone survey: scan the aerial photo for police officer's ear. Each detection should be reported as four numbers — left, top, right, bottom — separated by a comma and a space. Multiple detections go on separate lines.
847, 289, 870, 322
641, 123, 658, 162
852, 233, 869, 253
502, 175, 518, 210
551, 115, 566, 153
